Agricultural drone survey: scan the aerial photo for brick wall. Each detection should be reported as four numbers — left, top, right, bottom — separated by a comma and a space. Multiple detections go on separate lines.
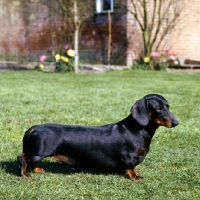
169, 0, 200, 61
0, 0, 52, 61
126, 0, 200, 65
0, 0, 200, 66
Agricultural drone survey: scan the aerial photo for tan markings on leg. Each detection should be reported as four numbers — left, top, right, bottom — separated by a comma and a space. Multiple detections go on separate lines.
19, 154, 31, 178
29, 162, 45, 174
22, 162, 31, 178
51, 155, 69, 163
125, 169, 143, 181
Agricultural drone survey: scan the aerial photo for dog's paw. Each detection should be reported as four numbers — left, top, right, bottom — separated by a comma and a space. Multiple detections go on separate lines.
33, 167, 45, 174
21, 172, 31, 178
125, 169, 143, 181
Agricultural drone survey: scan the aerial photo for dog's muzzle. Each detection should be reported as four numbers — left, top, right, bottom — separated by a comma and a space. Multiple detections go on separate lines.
172, 118, 179, 127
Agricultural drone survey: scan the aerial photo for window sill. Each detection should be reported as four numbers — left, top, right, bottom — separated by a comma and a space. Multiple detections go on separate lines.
94, 10, 114, 14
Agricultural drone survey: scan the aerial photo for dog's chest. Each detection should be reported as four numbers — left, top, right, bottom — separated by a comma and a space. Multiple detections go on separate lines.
127, 132, 151, 163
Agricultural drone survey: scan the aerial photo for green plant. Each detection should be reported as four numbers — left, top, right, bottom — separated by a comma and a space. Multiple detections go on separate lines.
131, 58, 154, 70
133, 50, 180, 71
55, 47, 75, 72
55, 55, 74, 72
151, 50, 180, 71
36, 46, 75, 73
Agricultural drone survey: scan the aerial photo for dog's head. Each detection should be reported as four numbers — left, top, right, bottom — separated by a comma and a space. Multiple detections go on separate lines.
131, 94, 179, 128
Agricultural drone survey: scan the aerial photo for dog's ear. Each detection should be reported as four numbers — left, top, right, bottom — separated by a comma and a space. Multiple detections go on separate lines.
131, 98, 149, 126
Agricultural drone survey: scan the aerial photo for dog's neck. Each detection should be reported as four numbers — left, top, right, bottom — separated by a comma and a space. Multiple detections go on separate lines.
118, 114, 159, 138
144, 121, 159, 137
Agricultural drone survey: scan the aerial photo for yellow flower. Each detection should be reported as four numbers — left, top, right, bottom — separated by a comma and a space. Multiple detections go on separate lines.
143, 57, 150, 63
67, 49, 75, 57
55, 54, 60, 61
39, 64, 44, 69
61, 56, 69, 63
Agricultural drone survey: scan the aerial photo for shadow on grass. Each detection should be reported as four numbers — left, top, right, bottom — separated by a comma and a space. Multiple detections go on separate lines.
1, 160, 124, 177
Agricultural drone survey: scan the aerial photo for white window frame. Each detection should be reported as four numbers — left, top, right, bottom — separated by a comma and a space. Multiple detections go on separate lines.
95, 0, 114, 13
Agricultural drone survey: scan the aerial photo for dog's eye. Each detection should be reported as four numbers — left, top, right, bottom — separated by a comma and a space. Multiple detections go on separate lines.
157, 106, 163, 111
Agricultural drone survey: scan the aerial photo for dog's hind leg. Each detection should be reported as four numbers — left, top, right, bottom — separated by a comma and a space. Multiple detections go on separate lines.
29, 162, 45, 174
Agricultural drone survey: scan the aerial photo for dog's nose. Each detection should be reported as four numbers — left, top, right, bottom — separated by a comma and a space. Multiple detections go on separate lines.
172, 118, 179, 127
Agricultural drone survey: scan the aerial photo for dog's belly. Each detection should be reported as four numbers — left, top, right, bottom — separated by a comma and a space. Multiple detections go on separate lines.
51, 153, 125, 170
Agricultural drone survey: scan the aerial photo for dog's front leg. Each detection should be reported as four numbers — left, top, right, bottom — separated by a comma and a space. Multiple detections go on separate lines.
125, 169, 143, 180
122, 152, 143, 180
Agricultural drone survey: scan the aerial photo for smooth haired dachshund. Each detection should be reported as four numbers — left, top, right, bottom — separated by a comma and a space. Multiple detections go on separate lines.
17, 94, 178, 180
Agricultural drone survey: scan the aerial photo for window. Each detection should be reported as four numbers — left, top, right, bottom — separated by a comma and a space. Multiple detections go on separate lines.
96, 0, 114, 13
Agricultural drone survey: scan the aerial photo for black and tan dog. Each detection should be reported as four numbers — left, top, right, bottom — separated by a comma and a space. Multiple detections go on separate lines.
17, 94, 178, 180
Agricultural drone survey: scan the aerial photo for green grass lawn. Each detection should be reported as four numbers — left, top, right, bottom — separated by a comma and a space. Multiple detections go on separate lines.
0, 70, 199, 199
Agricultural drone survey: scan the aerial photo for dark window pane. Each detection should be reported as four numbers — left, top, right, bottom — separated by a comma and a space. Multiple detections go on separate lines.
103, 0, 111, 11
